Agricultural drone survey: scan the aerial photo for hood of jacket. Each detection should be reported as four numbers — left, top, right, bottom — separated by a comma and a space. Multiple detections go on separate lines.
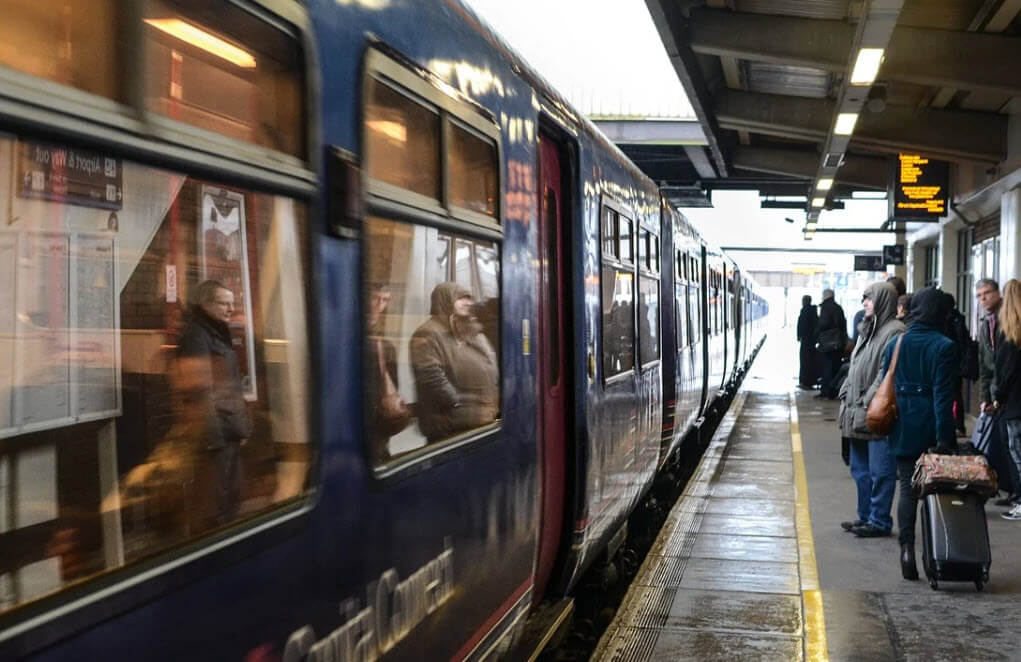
909, 286, 951, 329
429, 282, 471, 321
864, 281, 897, 328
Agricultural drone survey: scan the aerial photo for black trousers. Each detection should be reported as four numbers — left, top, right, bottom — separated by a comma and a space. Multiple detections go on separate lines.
896, 457, 920, 546
821, 350, 843, 397
194, 442, 243, 532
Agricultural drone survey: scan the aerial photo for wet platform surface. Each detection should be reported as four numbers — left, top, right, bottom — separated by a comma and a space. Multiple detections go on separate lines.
593, 331, 1021, 661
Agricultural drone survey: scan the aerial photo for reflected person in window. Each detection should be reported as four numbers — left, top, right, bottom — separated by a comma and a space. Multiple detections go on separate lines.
366, 283, 411, 462
177, 280, 251, 530
411, 282, 498, 443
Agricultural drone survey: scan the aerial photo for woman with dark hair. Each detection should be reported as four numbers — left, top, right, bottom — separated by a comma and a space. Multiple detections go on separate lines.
872, 286, 957, 579
797, 295, 819, 389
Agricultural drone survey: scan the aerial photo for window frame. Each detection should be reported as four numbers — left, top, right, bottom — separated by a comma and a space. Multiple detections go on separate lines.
360, 46, 505, 479
637, 227, 660, 369
0, 1, 321, 653
598, 195, 637, 384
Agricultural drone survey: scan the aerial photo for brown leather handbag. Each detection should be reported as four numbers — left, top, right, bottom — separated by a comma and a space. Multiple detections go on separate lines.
866, 334, 904, 435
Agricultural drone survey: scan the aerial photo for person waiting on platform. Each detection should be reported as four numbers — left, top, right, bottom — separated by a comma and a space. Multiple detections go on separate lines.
993, 279, 1021, 521
896, 294, 911, 321
838, 282, 904, 538
873, 287, 957, 580
796, 295, 819, 389
815, 288, 847, 399
411, 282, 499, 443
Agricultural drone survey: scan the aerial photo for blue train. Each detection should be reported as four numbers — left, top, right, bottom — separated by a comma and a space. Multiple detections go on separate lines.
0, 0, 765, 659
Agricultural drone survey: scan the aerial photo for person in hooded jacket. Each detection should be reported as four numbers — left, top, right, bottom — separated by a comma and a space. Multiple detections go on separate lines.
872, 286, 957, 580
411, 282, 499, 443
796, 295, 819, 389
838, 282, 905, 537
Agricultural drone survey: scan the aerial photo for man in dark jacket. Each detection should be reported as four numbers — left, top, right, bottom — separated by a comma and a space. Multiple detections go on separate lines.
816, 289, 847, 398
178, 280, 251, 530
796, 295, 819, 389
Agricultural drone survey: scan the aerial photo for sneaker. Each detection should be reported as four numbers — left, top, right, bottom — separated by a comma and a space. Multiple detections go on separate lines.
1001, 504, 1021, 521
841, 520, 864, 531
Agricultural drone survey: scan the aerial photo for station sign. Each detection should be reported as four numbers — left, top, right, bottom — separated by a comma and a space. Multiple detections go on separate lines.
17, 139, 123, 211
883, 244, 905, 266
854, 255, 885, 272
890, 153, 949, 220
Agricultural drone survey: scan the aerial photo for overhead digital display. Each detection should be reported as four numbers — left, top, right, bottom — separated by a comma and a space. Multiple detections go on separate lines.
890, 154, 949, 220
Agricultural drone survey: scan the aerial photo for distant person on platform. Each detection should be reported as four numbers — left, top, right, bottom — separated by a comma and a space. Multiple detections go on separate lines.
797, 295, 819, 389
816, 289, 847, 399
896, 294, 911, 321
177, 280, 251, 530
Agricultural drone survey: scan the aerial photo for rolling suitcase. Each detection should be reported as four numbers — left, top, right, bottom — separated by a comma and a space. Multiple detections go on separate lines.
919, 491, 991, 591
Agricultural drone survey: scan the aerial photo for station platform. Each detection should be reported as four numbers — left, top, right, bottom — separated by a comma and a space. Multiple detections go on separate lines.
592, 332, 1021, 661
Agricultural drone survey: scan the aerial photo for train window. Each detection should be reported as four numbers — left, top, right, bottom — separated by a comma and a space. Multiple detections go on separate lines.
638, 277, 659, 366
602, 208, 618, 260
365, 77, 441, 201
144, 0, 306, 157
0, 0, 124, 103
619, 217, 633, 264
650, 237, 660, 273
448, 120, 499, 219
0, 132, 314, 618
638, 229, 648, 270
364, 217, 501, 464
601, 267, 635, 378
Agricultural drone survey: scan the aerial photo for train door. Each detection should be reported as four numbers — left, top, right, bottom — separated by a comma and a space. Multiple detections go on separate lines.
534, 133, 569, 598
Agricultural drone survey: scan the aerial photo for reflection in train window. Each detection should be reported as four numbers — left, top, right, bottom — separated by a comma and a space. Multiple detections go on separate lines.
619, 217, 633, 264
144, 0, 305, 156
365, 77, 441, 200
602, 207, 618, 260
601, 266, 635, 378
639, 277, 659, 366
448, 120, 498, 218
0, 133, 314, 617
363, 217, 501, 464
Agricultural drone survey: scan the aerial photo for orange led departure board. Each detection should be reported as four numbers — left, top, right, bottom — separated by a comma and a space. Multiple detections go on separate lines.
890, 154, 949, 220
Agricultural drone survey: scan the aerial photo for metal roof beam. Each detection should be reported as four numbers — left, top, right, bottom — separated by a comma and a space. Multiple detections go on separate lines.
731, 146, 888, 189
592, 119, 707, 145
715, 90, 1006, 163
689, 8, 1021, 97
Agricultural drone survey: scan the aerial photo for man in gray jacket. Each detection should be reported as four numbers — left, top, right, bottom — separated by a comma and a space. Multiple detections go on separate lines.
977, 278, 1002, 413
838, 282, 905, 537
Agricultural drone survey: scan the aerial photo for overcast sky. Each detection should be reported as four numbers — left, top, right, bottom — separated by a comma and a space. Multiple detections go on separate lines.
465, 0, 890, 270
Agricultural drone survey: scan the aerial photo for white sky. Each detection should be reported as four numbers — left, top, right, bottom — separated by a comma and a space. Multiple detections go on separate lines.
465, 0, 891, 270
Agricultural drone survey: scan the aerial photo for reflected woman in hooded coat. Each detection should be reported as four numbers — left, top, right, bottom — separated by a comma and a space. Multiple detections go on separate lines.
872, 286, 957, 580
411, 282, 499, 443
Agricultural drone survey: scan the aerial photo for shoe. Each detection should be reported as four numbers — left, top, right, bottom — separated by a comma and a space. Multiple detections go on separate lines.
841, 520, 864, 531
1001, 504, 1021, 521
851, 523, 891, 538
901, 544, 918, 580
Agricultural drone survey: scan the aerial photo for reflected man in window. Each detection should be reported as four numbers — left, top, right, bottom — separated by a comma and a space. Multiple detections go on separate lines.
177, 280, 251, 530
366, 283, 411, 462
411, 282, 498, 443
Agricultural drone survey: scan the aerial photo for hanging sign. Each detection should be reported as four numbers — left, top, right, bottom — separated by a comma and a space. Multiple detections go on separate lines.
18, 140, 123, 211
890, 154, 949, 220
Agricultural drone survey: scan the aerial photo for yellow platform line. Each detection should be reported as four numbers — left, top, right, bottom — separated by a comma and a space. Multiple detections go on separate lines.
790, 392, 828, 661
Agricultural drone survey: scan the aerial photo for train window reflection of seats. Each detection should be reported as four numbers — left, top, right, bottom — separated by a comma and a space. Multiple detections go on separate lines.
599, 198, 636, 380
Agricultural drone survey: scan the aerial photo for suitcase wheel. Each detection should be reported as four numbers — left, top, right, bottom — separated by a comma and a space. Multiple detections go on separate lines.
929, 578, 938, 590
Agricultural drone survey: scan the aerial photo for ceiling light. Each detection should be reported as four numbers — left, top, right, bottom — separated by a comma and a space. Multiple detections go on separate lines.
817, 178, 834, 191
804, 232, 814, 241
812, 197, 826, 208
806, 220, 818, 229
852, 190, 888, 199
835, 113, 859, 136
145, 18, 257, 68
850, 48, 885, 85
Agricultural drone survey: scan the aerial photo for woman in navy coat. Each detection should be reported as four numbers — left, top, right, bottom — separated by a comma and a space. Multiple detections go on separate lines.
872, 287, 958, 579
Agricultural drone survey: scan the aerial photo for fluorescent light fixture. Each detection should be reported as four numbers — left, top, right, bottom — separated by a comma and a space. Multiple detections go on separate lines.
145, 18, 257, 68
850, 48, 885, 85
852, 190, 888, 199
806, 220, 818, 229
804, 232, 814, 241
817, 178, 834, 191
835, 113, 859, 135
812, 197, 826, 208
367, 120, 407, 143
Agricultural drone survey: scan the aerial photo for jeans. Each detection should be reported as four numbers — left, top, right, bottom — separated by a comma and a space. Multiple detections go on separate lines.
1006, 419, 1021, 493
897, 457, 920, 546
850, 438, 896, 531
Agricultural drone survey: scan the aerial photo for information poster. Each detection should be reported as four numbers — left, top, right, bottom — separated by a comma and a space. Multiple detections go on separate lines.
18, 140, 123, 211
199, 186, 257, 400
75, 236, 119, 418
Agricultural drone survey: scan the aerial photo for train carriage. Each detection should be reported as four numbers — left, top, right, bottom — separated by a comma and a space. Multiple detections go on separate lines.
0, 1, 765, 660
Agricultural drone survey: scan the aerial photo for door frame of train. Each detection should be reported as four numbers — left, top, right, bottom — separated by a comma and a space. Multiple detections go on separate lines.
533, 120, 577, 600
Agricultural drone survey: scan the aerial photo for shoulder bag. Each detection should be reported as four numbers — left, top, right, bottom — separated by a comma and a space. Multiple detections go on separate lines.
866, 335, 903, 435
